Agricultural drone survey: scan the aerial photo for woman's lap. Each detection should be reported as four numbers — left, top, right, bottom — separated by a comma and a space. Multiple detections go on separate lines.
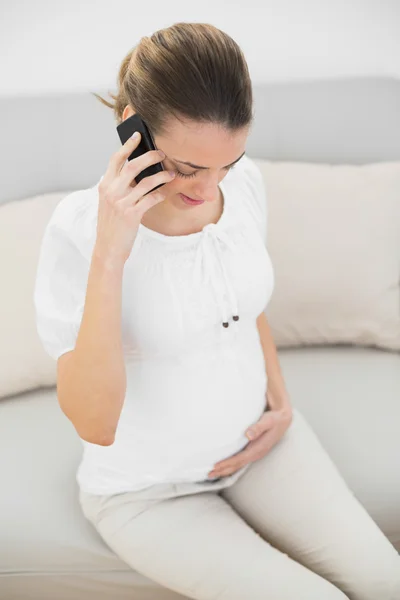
79, 408, 399, 600
221, 408, 400, 600
80, 484, 347, 600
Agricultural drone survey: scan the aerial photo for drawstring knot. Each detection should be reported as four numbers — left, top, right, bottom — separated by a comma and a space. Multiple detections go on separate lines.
193, 223, 240, 330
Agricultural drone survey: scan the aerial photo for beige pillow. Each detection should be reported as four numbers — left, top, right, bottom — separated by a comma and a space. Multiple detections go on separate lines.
254, 160, 400, 351
0, 192, 73, 398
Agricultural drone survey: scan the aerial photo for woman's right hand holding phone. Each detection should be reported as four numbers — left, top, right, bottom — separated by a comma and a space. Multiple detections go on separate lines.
94, 132, 176, 266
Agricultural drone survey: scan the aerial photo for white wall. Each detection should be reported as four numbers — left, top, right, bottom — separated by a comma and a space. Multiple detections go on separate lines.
1, 0, 399, 96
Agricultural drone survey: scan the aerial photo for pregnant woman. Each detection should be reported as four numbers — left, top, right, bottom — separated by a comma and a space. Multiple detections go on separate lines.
34, 21, 399, 600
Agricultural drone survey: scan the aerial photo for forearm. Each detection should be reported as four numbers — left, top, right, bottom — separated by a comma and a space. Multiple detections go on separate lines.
256, 312, 292, 412
57, 248, 127, 445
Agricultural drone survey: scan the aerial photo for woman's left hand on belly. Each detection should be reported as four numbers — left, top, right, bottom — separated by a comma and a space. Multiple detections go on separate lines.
208, 406, 293, 479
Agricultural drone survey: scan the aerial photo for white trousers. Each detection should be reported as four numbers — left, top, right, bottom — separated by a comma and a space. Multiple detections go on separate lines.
79, 408, 400, 600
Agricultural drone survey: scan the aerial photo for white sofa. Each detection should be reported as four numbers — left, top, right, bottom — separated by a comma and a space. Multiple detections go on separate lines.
0, 77, 399, 600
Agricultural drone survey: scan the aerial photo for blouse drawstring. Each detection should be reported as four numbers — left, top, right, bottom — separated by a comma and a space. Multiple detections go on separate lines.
193, 223, 240, 331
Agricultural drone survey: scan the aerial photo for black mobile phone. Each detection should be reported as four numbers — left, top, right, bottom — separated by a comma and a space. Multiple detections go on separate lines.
116, 113, 165, 192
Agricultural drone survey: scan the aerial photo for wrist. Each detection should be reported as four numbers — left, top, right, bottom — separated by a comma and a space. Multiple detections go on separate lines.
266, 386, 291, 412
92, 244, 126, 272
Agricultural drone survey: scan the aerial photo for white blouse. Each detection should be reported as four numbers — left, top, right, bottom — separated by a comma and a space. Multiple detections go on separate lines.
34, 154, 275, 494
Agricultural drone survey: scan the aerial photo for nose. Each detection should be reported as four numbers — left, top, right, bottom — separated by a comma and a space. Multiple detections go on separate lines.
194, 174, 220, 203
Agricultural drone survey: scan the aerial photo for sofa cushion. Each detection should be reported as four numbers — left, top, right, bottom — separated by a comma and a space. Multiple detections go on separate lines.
255, 159, 400, 351
0, 346, 398, 600
0, 387, 184, 600
0, 192, 70, 399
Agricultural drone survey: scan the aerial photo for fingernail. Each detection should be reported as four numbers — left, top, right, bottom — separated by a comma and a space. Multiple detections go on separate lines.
247, 430, 255, 439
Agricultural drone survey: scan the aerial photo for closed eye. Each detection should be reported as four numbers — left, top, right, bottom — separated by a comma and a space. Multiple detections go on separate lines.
174, 164, 237, 179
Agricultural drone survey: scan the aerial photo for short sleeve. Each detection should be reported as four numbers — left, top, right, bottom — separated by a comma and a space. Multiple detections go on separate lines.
33, 204, 91, 362
238, 155, 268, 247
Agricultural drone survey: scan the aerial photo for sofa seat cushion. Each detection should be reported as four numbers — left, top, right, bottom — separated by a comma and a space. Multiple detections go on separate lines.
0, 388, 185, 600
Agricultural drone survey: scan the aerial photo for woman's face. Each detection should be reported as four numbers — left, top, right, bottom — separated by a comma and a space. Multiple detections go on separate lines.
122, 106, 249, 213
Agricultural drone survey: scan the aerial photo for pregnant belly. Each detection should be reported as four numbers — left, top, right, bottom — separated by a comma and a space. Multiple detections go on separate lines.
118, 382, 267, 481
120, 337, 268, 479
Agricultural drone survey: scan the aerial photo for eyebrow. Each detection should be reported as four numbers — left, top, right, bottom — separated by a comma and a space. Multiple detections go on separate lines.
169, 150, 246, 170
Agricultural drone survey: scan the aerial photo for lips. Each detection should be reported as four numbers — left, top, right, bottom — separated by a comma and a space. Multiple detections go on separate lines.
182, 194, 203, 202
179, 193, 205, 204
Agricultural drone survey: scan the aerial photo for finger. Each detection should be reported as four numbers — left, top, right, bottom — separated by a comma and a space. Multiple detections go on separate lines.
246, 412, 275, 439
209, 462, 230, 476
209, 467, 232, 478
212, 463, 243, 477
120, 149, 166, 189
248, 429, 277, 459
212, 456, 244, 473
107, 131, 142, 180
212, 430, 276, 477
210, 435, 264, 474
214, 440, 256, 469
228, 432, 270, 466
121, 169, 175, 212
210, 469, 232, 478
209, 464, 229, 476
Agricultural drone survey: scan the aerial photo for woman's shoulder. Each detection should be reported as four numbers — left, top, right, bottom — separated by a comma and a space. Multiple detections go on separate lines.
227, 154, 266, 205
45, 178, 101, 260
234, 153, 263, 179
226, 154, 268, 244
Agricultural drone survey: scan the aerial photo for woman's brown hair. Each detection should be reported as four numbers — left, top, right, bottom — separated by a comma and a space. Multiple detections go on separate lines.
92, 22, 254, 137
